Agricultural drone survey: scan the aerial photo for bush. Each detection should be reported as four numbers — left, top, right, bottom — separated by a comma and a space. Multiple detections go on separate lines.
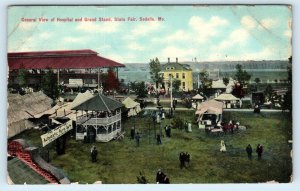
171, 117, 184, 130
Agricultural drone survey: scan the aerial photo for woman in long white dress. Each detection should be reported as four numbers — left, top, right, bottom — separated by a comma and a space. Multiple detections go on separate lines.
220, 140, 226, 152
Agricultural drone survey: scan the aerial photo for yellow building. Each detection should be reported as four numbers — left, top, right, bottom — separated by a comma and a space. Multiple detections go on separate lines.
160, 58, 193, 92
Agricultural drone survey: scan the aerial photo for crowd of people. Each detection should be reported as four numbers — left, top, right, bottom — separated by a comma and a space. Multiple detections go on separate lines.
220, 141, 264, 160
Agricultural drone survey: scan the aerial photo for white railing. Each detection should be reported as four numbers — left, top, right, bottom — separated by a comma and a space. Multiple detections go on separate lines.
76, 113, 121, 126
76, 129, 121, 142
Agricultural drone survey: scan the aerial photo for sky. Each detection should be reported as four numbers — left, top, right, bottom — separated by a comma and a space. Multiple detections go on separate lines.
7, 5, 292, 63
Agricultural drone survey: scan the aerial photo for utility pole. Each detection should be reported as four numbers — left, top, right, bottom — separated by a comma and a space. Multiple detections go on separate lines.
169, 74, 173, 114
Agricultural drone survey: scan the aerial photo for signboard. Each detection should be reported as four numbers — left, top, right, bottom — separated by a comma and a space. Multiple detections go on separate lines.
69, 79, 83, 86
41, 120, 73, 147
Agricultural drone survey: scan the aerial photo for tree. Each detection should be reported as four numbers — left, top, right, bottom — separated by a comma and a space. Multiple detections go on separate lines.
232, 64, 251, 99
234, 64, 251, 86
171, 117, 184, 130
149, 58, 163, 89
282, 56, 292, 111
106, 68, 120, 91
17, 69, 28, 88
173, 79, 181, 92
199, 69, 212, 95
232, 83, 245, 99
254, 77, 261, 84
135, 81, 148, 98
264, 84, 274, 104
222, 77, 229, 87
41, 69, 59, 99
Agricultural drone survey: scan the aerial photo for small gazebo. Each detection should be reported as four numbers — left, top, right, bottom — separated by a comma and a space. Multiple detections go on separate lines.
214, 93, 240, 108
72, 94, 124, 142
191, 94, 204, 109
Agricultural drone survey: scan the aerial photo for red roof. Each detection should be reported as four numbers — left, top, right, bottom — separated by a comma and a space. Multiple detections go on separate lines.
8, 49, 125, 70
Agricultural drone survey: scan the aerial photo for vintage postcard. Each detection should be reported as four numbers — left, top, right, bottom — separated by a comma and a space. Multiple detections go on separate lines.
7, 5, 292, 184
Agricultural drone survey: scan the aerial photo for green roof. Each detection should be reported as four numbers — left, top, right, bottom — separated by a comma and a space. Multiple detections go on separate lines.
160, 62, 192, 71
72, 94, 124, 112
8, 157, 49, 184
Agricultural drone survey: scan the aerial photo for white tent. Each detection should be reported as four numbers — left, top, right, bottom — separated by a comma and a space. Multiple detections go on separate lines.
214, 93, 240, 108
214, 93, 239, 101
7, 91, 53, 138
195, 100, 223, 115
70, 90, 94, 109
192, 94, 204, 100
122, 97, 141, 117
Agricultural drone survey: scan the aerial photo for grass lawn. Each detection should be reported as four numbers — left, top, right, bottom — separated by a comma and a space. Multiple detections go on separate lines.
11, 111, 292, 184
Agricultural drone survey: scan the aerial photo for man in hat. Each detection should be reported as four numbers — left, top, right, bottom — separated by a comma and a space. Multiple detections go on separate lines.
246, 144, 253, 160
256, 144, 263, 160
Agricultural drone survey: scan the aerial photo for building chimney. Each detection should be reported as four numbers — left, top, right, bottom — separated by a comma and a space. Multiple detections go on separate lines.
176, 57, 178, 63
168, 57, 170, 63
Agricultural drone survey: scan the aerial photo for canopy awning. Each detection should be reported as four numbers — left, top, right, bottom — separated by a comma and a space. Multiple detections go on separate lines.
214, 93, 239, 101
192, 94, 204, 100
195, 100, 223, 115
122, 97, 139, 109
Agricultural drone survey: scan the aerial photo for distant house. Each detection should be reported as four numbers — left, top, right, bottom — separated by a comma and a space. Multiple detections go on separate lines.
160, 58, 193, 93
211, 78, 235, 94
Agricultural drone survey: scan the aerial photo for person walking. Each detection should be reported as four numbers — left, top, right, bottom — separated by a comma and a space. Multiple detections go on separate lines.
130, 126, 135, 140
246, 144, 253, 159
90, 146, 98, 162
156, 134, 162, 145
185, 152, 191, 166
220, 140, 226, 152
179, 152, 185, 169
165, 125, 171, 138
256, 144, 263, 160
135, 132, 140, 147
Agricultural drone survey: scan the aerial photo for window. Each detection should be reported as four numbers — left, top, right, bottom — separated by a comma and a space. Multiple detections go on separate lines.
182, 82, 185, 89
182, 73, 186, 79
176, 73, 179, 78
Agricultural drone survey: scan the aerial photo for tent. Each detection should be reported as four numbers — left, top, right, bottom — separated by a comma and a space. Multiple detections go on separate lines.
8, 91, 53, 138
192, 94, 204, 100
214, 93, 239, 101
195, 100, 223, 115
122, 97, 141, 117
195, 100, 223, 129
70, 90, 94, 109
214, 93, 240, 108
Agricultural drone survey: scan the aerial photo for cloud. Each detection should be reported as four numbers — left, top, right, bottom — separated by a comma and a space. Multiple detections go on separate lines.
104, 53, 136, 63
159, 46, 196, 60
76, 21, 120, 33
127, 42, 145, 51
213, 28, 249, 51
63, 37, 86, 43
241, 16, 257, 29
131, 21, 161, 37
151, 30, 190, 44
18, 22, 36, 31
241, 16, 278, 31
260, 18, 277, 29
39, 32, 52, 39
189, 16, 229, 43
